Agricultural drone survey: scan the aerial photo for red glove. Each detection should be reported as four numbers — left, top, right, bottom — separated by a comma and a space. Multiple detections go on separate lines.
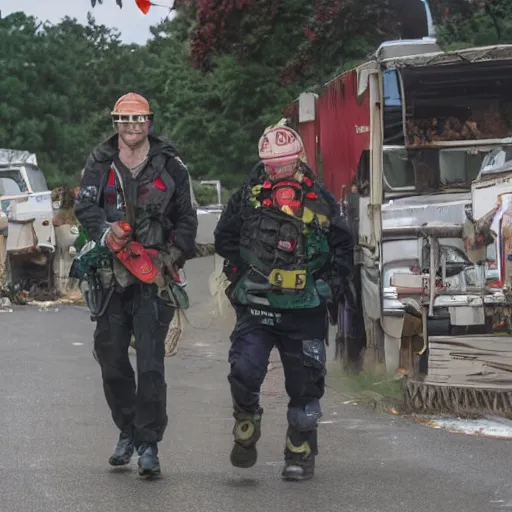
104, 221, 132, 252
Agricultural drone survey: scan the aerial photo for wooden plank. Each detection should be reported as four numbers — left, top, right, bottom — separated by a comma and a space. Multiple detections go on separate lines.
425, 335, 512, 389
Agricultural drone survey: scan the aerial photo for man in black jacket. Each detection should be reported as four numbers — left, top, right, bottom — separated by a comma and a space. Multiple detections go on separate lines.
75, 92, 197, 477
214, 125, 353, 481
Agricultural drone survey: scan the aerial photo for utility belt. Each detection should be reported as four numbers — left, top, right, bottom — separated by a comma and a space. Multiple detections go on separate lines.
70, 241, 190, 320
229, 265, 332, 310
78, 268, 189, 319
69, 241, 116, 320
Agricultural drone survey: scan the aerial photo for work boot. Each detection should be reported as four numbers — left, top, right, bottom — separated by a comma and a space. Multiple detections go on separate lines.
108, 428, 135, 466
137, 443, 160, 477
230, 407, 263, 469
281, 428, 316, 481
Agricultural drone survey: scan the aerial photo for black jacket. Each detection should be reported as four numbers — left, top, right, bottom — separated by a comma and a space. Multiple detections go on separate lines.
75, 133, 198, 259
214, 163, 354, 294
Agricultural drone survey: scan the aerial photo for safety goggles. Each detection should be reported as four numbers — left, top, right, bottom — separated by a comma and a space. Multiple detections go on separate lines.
111, 114, 152, 124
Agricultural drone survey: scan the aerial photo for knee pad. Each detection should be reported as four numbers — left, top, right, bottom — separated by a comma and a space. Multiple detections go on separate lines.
286, 425, 318, 455
287, 399, 322, 431
233, 408, 263, 447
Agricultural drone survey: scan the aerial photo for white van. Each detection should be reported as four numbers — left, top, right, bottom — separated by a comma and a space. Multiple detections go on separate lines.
0, 149, 56, 285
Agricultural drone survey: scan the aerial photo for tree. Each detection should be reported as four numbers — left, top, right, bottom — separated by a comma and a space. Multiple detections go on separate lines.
431, 0, 512, 47
143, 15, 303, 187
0, 12, 149, 186
91, 0, 124, 7
91, 0, 512, 83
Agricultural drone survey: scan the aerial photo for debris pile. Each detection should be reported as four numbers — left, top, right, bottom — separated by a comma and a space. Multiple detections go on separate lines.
0, 297, 12, 312
406, 106, 511, 145
52, 186, 78, 227
0, 281, 84, 307
0, 283, 30, 305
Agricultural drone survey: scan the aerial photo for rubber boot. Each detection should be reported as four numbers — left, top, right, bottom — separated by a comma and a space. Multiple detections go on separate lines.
108, 427, 135, 466
281, 427, 316, 481
230, 407, 263, 468
137, 443, 160, 477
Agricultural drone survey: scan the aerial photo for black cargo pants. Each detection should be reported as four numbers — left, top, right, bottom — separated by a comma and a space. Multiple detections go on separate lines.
94, 283, 174, 445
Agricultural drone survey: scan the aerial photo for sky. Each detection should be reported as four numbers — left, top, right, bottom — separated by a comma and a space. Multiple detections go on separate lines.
0, 0, 169, 44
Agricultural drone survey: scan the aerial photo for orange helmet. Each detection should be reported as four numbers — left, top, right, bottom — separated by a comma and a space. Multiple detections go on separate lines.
111, 92, 153, 123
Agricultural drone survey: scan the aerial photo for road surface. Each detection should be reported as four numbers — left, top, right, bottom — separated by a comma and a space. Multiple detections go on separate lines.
0, 256, 511, 512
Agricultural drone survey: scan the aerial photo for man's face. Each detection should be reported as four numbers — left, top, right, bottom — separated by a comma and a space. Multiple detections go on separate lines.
117, 120, 150, 148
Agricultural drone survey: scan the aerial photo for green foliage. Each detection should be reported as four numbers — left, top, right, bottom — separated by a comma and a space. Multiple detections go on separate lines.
435, 2, 512, 49
0, 12, 147, 188
326, 364, 405, 402
2, 1, 512, 193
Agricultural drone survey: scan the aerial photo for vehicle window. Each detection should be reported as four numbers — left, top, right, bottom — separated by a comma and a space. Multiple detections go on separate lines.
383, 69, 401, 107
0, 170, 27, 195
383, 148, 414, 189
383, 146, 508, 193
25, 167, 49, 192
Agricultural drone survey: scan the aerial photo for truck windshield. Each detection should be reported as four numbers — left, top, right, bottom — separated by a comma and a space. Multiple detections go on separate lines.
0, 167, 49, 196
26, 167, 49, 192
383, 146, 511, 192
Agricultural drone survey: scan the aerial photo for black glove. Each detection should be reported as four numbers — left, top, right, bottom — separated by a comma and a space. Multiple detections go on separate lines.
161, 245, 185, 271
223, 260, 242, 283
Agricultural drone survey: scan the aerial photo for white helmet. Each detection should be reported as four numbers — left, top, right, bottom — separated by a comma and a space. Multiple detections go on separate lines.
258, 126, 304, 178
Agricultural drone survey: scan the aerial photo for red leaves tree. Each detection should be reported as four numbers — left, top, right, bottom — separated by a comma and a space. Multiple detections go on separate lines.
91, 0, 509, 84
190, 0, 282, 70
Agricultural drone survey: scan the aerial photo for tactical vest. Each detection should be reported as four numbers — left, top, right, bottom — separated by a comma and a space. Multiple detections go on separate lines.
74, 159, 178, 299
230, 177, 333, 310
101, 160, 176, 250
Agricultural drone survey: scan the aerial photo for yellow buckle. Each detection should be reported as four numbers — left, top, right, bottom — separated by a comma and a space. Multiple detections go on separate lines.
268, 269, 307, 290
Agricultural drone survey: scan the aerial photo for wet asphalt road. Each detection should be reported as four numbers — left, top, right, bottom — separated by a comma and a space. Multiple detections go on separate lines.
1, 257, 512, 512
